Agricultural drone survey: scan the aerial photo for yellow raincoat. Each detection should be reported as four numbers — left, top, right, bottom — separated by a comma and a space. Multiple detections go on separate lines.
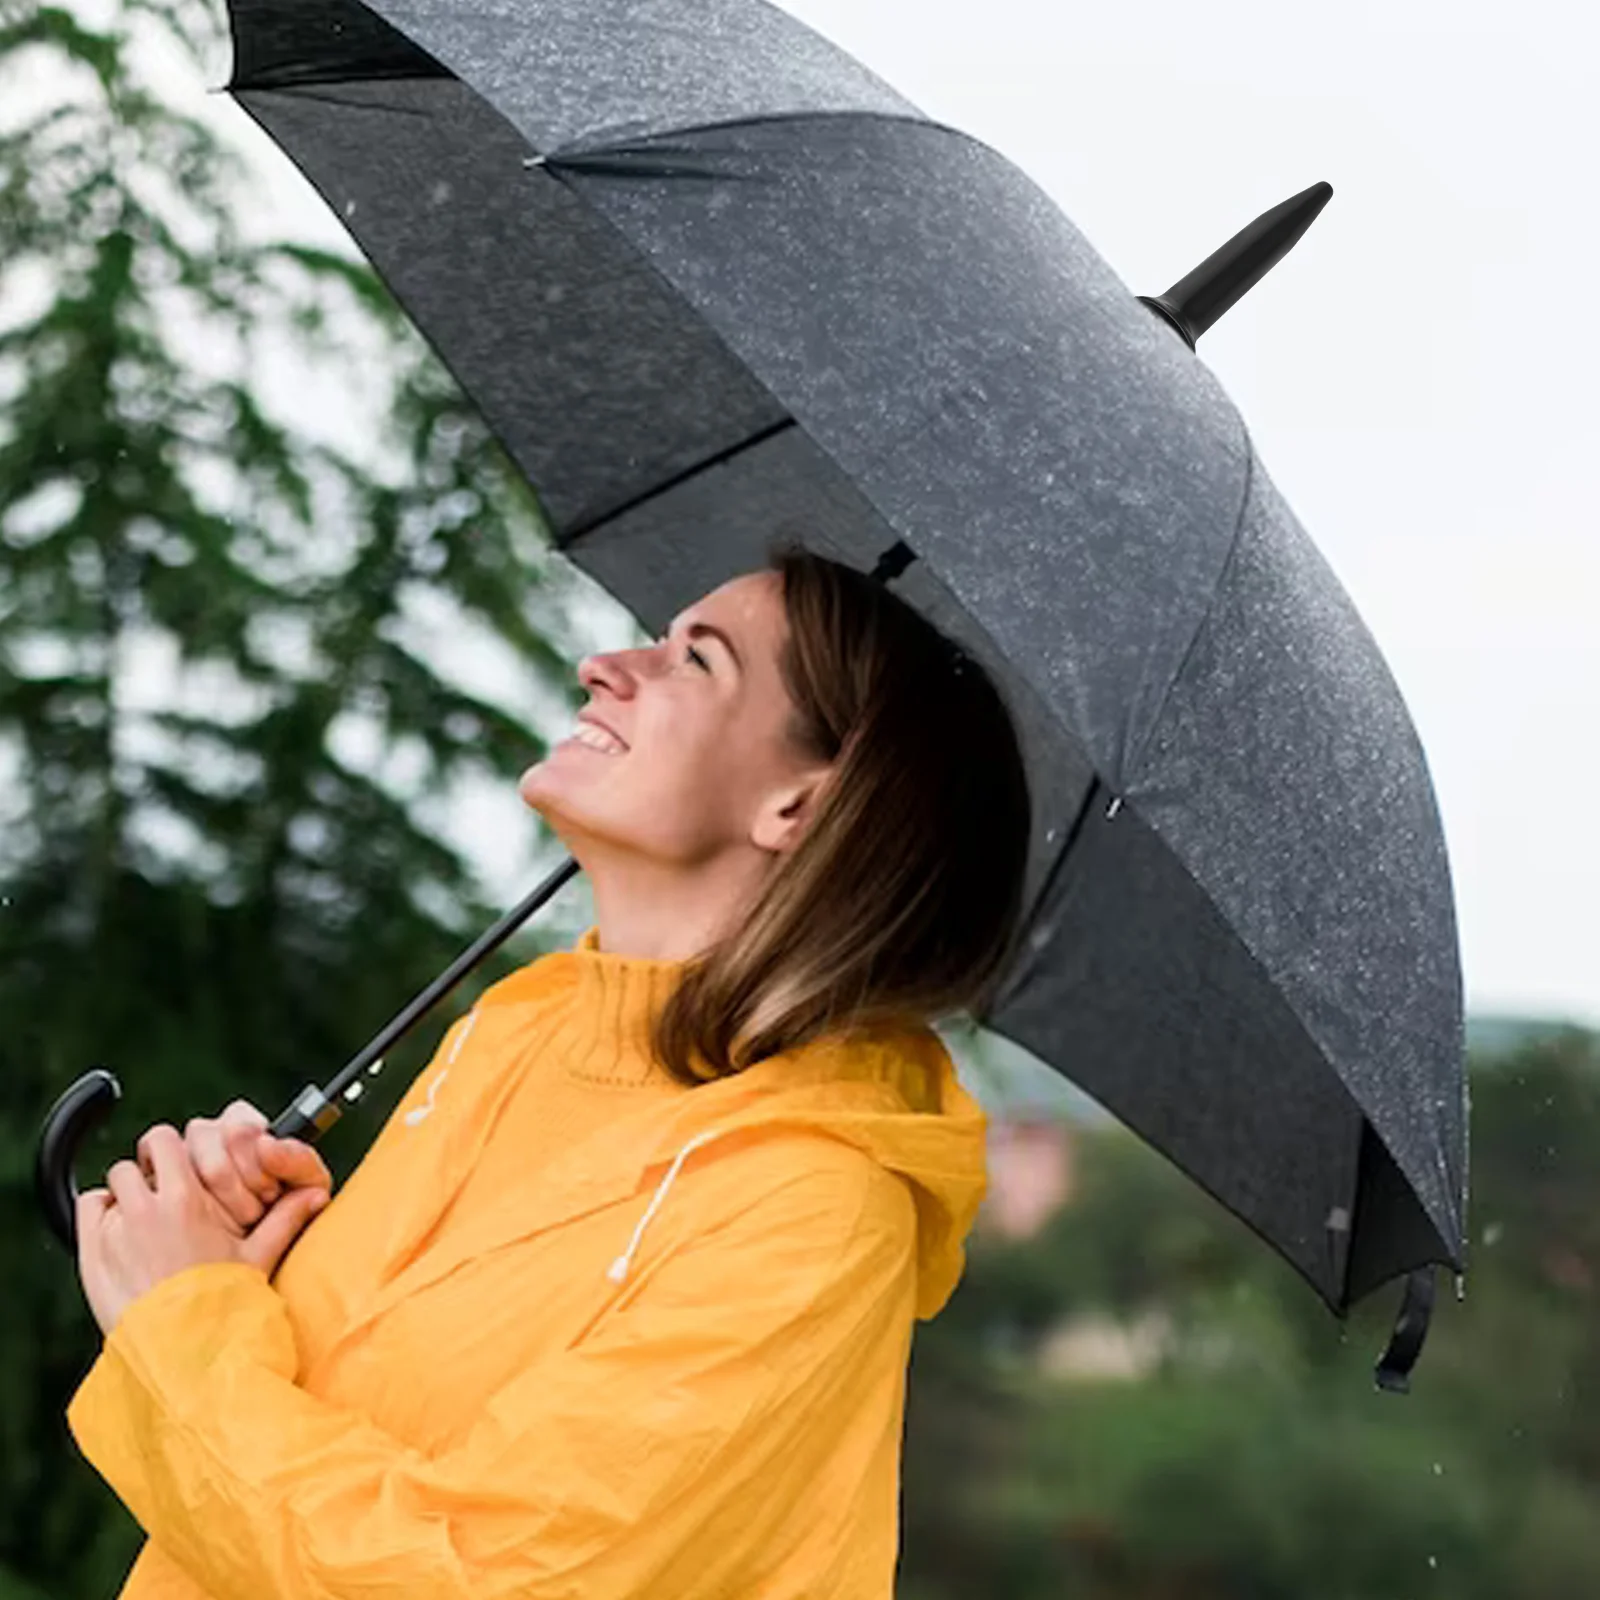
67, 926, 989, 1598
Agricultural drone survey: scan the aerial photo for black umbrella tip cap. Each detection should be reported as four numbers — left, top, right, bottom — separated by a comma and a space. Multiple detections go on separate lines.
1139, 180, 1334, 349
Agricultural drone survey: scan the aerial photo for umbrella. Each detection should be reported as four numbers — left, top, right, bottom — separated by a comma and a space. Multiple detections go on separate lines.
38, 0, 1466, 1391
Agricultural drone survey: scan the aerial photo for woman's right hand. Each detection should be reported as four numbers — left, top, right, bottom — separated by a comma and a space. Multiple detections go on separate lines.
183, 1099, 336, 1231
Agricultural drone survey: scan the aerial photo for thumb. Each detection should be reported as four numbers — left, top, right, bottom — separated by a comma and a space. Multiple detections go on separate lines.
74, 1187, 113, 1263
258, 1133, 333, 1191
238, 1186, 329, 1279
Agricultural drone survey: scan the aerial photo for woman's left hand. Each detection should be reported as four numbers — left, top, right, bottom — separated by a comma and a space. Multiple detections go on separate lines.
77, 1123, 330, 1338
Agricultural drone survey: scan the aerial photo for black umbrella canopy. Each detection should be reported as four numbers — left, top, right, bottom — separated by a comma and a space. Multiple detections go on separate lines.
221, 0, 1467, 1324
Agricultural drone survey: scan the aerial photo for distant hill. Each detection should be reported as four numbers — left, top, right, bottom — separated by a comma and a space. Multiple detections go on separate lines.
1467, 1014, 1596, 1059
941, 1013, 1596, 1121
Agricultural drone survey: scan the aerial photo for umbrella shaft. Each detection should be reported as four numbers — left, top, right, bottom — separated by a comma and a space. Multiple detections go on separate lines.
269, 857, 582, 1142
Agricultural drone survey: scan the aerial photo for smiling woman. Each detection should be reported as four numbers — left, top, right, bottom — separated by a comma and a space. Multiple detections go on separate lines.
519, 537, 1033, 1085
64, 537, 1033, 1600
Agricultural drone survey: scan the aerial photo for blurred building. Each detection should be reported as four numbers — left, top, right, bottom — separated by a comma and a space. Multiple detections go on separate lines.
939, 1020, 1095, 1243
1036, 1310, 1169, 1380
975, 1113, 1076, 1240
947, 1034, 1170, 1381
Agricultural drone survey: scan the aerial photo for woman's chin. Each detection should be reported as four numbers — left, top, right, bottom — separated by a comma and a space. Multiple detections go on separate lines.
518, 761, 564, 811
518, 757, 608, 828
518, 760, 560, 812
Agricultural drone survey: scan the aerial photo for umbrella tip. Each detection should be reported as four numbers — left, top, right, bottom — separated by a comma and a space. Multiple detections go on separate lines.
1139, 180, 1334, 349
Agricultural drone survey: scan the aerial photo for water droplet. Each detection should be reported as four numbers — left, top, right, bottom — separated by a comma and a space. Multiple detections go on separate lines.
1432, 1462, 1444, 1476
1428, 1556, 1439, 1570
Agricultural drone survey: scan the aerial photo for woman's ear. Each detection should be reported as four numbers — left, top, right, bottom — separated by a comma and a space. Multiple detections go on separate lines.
750, 764, 835, 855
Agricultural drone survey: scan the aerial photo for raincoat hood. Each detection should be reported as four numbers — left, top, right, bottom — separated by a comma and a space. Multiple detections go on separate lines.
525, 926, 990, 1321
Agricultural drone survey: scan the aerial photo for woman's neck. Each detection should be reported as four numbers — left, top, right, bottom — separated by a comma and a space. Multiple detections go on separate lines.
585, 863, 760, 961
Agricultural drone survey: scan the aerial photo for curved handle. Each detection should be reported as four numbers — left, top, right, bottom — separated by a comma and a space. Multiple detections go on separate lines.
33, 1068, 329, 1260
34, 864, 580, 1258
36, 1068, 123, 1256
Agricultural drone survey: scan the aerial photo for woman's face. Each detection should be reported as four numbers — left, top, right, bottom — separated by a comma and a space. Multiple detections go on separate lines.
519, 571, 833, 875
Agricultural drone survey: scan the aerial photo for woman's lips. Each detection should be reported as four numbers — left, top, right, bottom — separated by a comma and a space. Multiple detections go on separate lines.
575, 714, 629, 751
560, 730, 627, 756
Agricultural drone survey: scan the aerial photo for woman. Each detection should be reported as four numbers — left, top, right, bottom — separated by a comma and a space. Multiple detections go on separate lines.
68, 540, 1032, 1599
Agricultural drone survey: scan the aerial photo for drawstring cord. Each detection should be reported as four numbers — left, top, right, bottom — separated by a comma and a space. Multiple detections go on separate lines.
607, 1130, 726, 1285
405, 1016, 730, 1287
404, 1011, 478, 1127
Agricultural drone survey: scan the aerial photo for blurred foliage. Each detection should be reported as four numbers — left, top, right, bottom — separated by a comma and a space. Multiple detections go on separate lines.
0, 2, 588, 1593
902, 1027, 1600, 1599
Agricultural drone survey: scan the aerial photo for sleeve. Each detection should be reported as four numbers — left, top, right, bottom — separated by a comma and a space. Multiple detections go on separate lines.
65, 1158, 918, 1600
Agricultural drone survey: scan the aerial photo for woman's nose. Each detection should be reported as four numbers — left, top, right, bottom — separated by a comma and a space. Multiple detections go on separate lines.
576, 642, 659, 695
576, 653, 625, 697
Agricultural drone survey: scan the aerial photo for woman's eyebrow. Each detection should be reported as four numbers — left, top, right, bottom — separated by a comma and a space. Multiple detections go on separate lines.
666, 616, 743, 674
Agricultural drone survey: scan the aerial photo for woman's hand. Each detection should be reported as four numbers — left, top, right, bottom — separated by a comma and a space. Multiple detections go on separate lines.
184, 1099, 335, 1230
76, 1124, 330, 1338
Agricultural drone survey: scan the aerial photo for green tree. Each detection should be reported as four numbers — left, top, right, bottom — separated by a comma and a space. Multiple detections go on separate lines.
0, 3, 588, 1592
899, 1028, 1600, 1600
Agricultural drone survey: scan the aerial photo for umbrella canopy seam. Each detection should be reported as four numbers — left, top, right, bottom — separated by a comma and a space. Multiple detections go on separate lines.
542, 107, 1017, 174
1123, 431, 1257, 791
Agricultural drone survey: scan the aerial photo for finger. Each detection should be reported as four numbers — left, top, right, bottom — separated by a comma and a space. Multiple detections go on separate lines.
105, 1159, 151, 1210
238, 1187, 330, 1279
136, 1124, 195, 1198
258, 1136, 334, 1192
186, 1117, 268, 1224
224, 1120, 279, 1201
221, 1102, 273, 1188
75, 1186, 113, 1259
135, 1124, 180, 1191
221, 1099, 270, 1134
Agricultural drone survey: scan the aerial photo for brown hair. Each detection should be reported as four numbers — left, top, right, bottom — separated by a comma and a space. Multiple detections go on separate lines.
652, 539, 1032, 1087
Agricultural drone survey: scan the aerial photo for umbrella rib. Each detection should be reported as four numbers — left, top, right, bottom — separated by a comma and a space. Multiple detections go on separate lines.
236, 82, 443, 117
1122, 430, 1257, 783
230, 53, 451, 92
548, 107, 933, 160
541, 107, 1021, 177
555, 418, 797, 548
984, 775, 1108, 1020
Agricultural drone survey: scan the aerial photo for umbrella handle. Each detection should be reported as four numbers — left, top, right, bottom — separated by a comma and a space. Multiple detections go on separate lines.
34, 1065, 336, 1258
35, 1068, 122, 1256
35, 857, 583, 1261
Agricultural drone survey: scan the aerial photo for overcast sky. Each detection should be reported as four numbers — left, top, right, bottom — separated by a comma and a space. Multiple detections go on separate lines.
23, 0, 1599, 1028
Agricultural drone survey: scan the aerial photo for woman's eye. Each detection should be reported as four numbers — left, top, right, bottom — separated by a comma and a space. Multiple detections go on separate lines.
655, 635, 711, 672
